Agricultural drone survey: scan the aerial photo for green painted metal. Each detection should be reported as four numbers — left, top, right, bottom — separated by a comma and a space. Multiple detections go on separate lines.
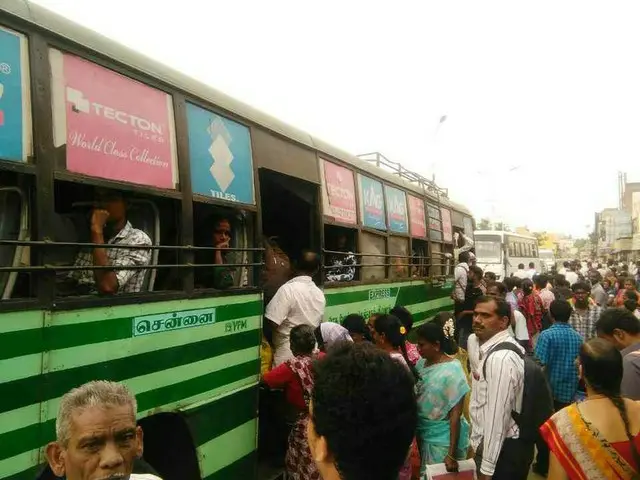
0, 279, 454, 480
0, 295, 262, 480
324, 279, 454, 326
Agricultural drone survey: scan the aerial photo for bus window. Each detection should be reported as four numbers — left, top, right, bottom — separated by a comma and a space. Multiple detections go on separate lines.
193, 204, 252, 290
324, 225, 357, 283
359, 231, 385, 281
52, 182, 179, 296
0, 186, 29, 300
430, 242, 444, 276
508, 242, 515, 257
388, 236, 409, 279
259, 169, 318, 263
411, 239, 429, 278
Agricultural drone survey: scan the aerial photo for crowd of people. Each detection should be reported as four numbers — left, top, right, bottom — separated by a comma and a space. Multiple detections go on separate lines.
39, 251, 640, 480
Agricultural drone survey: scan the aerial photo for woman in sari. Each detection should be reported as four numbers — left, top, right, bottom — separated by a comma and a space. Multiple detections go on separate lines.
371, 313, 418, 479
540, 338, 640, 480
414, 317, 470, 476
262, 325, 321, 480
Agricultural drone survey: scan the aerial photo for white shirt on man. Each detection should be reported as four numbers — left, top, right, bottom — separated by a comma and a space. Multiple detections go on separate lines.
507, 310, 529, 341
454, 262, 469, 302
469, 330, 525, 476
565, 270, 579, 286
265, 275, 325, 366
513, 269, 528, 279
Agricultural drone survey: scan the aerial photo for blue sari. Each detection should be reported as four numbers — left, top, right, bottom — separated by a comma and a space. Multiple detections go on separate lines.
415, 359, 470, 475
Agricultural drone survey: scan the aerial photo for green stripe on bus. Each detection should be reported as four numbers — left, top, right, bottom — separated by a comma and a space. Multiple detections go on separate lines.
187, 384, 258, 447
0, 360, 259, 462
0, 329, 260, 415
324, 281, 452, 308
199, 419, 256, 477
0, 299, 262, 361
204, 450, 257, 480
1, 463, 39, 480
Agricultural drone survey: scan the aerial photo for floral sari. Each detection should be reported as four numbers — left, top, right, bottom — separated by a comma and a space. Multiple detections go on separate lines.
285, 356, 321, 480
415, 359, 470, 477
540, 404, 638, 479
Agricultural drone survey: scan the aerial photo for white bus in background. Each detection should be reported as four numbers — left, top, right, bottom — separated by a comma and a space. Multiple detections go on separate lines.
539, 248, 556, 272
474, 230, 542, 280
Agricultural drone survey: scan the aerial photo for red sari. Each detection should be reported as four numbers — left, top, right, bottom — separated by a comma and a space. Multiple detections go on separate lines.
518, 292, 543, 341
540, 404, 639, 479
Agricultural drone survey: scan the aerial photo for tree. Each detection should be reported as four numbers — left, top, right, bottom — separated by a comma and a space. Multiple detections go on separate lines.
574, 238, 588, 250
477, 218, 491, 230
494, 222, 506, 231
533, 231, 548, 247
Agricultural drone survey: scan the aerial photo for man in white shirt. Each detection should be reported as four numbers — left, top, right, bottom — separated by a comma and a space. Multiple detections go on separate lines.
469, 296, 532, 480
512, 263, 528, 279
265, 250, 326, 366
525, 262, 537, 279
565, 263, 579, 286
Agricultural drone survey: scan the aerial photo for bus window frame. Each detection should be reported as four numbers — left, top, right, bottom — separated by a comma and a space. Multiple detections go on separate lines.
0, 23, 265, 310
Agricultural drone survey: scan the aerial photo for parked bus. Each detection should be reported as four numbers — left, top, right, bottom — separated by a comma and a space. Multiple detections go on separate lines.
539, 248, 556, 272
0, 2, 474, 479
474, 230, 541, 280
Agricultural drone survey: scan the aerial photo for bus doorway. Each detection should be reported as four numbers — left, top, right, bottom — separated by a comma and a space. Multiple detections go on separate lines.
259, 168, 319, 265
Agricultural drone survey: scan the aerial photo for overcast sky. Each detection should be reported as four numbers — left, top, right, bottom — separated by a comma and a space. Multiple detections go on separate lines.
32, 0, 640, 237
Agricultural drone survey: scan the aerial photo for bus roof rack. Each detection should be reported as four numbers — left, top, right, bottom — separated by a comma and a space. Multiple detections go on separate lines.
356, 152, 448, 199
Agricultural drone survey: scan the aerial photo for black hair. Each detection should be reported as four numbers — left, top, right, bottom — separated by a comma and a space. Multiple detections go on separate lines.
564, 261, 570, 268
549, 299, 572, 323
624, 299, 638, 313
522, 278, 534, 295
571, 281, 591, 293
518, 263, 525, 269
534, 274, 548, 290
416, 312, 457, 355
474, 295, 511, 321
484, 271, 497, 282
579, 339, 640, 471
297, 249, 320, 275
485, 281, 507, 296
529, 261, 535, 269
390, 306, 413, 332
310, 342, 417, 480
503, 276, 516, 290
469, 265, 483, 279
596, 308, 640, 336
342, 314, 368, 337
373, 314, 417, 380
290, 324, 317, 356
458, 251, 471, 264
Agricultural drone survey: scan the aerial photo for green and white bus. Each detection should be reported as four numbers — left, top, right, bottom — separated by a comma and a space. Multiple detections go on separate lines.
0, 2, 475, 479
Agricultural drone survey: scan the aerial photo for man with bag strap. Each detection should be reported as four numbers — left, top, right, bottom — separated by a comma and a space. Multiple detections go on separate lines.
470, 296, 552, 480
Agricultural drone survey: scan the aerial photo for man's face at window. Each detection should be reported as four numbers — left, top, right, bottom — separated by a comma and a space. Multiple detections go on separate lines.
46, 404, 143, 480
94, 190, 126, 225
213, 220, 231, 248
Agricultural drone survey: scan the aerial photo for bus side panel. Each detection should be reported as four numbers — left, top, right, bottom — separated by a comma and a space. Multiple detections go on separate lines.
0, 310, 46, 480
324, 280, 454, 328
0, 295, 261, 480
185, 384, 259, 480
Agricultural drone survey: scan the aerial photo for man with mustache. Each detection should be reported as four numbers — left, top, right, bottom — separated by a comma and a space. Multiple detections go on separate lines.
45, 381, 161, 480
469, 296, 530, 480
68, 188, 151, 295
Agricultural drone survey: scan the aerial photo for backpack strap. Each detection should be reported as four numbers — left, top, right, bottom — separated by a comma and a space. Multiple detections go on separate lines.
482, 341, 524, 379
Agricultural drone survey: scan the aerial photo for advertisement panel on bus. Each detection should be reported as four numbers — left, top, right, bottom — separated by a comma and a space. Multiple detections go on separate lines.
320, 159, 357, 224
0, 26, 31, 162
187, 103, 255, 204
50, 50, 178, 189
357, 174, 386, 230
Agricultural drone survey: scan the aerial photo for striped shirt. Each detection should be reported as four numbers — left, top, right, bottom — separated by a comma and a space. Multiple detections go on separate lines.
469, 330, 525, 476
